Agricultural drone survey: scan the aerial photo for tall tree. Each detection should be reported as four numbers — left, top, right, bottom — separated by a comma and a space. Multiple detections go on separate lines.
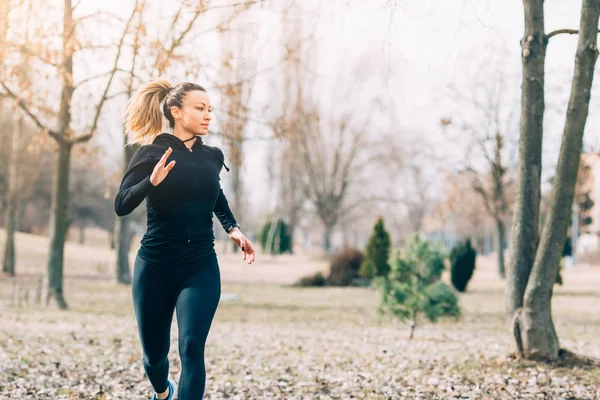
216, 12, 259, 251
2, 115, 21, 276
0, 0, 15, 276
443, 56, 518, 278
114, 0, 146, 284
1, 0, 138, 308
296, 107, 366, 253
1, 0, 36, 276
273, 4, 313, 253
507, 0, 600, 361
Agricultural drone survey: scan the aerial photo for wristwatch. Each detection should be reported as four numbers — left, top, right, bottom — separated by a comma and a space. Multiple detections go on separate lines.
227, 223, 240, 234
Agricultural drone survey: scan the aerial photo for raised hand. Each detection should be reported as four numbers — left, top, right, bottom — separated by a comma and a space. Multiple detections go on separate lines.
150, 147, 176, 186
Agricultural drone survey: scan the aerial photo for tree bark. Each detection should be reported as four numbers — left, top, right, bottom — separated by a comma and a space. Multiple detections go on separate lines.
78, 224, 85, 245
115, 144, 137, 284
496, 218, 506, 279
2, 115, 21, 276
46, 140, 72, 309
115, 214, 134, 284
323, 225, 333, 253
231, 142, 243, 254
115, 2, 144, 284
45, 0, 74, 310
506, 0, 546, 321
518, 0, 600, 361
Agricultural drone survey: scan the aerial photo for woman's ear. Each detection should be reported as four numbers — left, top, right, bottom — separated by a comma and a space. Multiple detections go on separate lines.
171, 106, 180, 119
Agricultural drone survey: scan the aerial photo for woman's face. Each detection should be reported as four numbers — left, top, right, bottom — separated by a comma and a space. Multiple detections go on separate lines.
172, 90, 212, 135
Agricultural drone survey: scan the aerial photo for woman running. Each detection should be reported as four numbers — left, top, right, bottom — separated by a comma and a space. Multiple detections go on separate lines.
114, 78, 256, 400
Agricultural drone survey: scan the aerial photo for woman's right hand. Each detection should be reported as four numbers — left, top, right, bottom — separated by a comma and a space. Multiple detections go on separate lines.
150, 147, 176, 186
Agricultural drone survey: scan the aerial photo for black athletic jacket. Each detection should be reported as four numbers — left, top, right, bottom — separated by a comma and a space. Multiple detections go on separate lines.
114, 133, 238, 243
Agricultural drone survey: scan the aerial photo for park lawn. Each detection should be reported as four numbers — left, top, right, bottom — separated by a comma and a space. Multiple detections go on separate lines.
0, 231, 599, 399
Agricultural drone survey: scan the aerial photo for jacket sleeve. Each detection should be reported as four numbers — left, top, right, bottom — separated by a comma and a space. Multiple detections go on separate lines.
114, 146, 156, 217
213, 186, 238, 233
211, 147, 238, 232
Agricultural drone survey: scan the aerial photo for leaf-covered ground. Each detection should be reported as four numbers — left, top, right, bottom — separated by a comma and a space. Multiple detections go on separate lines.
1, 232, 599, 399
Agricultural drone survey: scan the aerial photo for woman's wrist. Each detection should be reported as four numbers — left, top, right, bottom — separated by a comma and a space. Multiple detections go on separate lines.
227, 224, 241, 235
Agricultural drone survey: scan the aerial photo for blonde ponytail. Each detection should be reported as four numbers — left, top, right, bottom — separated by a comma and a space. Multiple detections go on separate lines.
124, 78, 172, 145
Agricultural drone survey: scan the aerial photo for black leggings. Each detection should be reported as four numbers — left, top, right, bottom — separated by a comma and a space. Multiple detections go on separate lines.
132, 254, 221, 400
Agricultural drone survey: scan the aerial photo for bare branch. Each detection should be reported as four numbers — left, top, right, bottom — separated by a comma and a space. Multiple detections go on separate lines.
73, 68, 132, 89
125, 0, 145, 98
0, 81, 61, 140
75, 43, 121, 52
77, 0, 140, 144
464, 166, 495, 217
153, 5, 185, 74
197, 0, 268, 11
104, 90, 130, 102
546, 29, 579, 40
6, 43, 59, 67
75, 11, 124, 25
71, 133, 93, 144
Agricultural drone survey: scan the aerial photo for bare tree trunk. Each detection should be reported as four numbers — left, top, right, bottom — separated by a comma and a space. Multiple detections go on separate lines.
78, 224, 85, 245
2, 0, 133, 303
3, 115, 21, 276
231, 141, 243, 253
46, 140, 72, 309
517, 0, 600, 361
287, 212, 298, 255
408, 310, 417, 341
115, 214, 134, 284
506, 0, 546, 322
496, 218, 506, 278
115, 1, 143, 284
115, 144, 137, 284
281, 146, 302, 255
323, 225, 333, 253
0, 0, 14, 276
44, 0, 75, 310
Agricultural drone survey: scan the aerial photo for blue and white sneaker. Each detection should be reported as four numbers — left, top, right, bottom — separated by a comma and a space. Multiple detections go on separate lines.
152, 379, 176, 400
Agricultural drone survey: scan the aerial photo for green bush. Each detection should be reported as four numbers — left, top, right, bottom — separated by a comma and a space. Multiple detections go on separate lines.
423, 281, 461, 322
295, 271, 326, 287
259, 218, 292, 254
328, 248, 364, 286
359, 217, 391, 279
376, 235, 460, 339
449, 238, 477, 292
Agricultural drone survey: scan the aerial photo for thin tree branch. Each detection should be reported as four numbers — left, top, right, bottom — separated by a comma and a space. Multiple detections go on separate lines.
104, 90, 129, 102
153, 5, 184, 74
75, 11, 124, 25
72, 0, 139, 145
196, 0, 267, 11
0, 81, 61, 141
71, 133, 93, 144
546, 29, 579, 40
73, 68, 132, 89
125, 0, 145, 98
75, 43, 121, 52
464, 166, 496, 217
6, 43, 59, 67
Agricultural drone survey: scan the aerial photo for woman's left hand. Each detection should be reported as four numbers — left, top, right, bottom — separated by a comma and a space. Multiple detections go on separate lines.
229, 228, 256, 264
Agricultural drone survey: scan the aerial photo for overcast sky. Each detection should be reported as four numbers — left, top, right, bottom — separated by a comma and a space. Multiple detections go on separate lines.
75, 0, 599, 215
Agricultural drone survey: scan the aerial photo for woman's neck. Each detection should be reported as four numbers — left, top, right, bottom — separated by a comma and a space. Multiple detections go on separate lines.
172, 128, 196, 149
